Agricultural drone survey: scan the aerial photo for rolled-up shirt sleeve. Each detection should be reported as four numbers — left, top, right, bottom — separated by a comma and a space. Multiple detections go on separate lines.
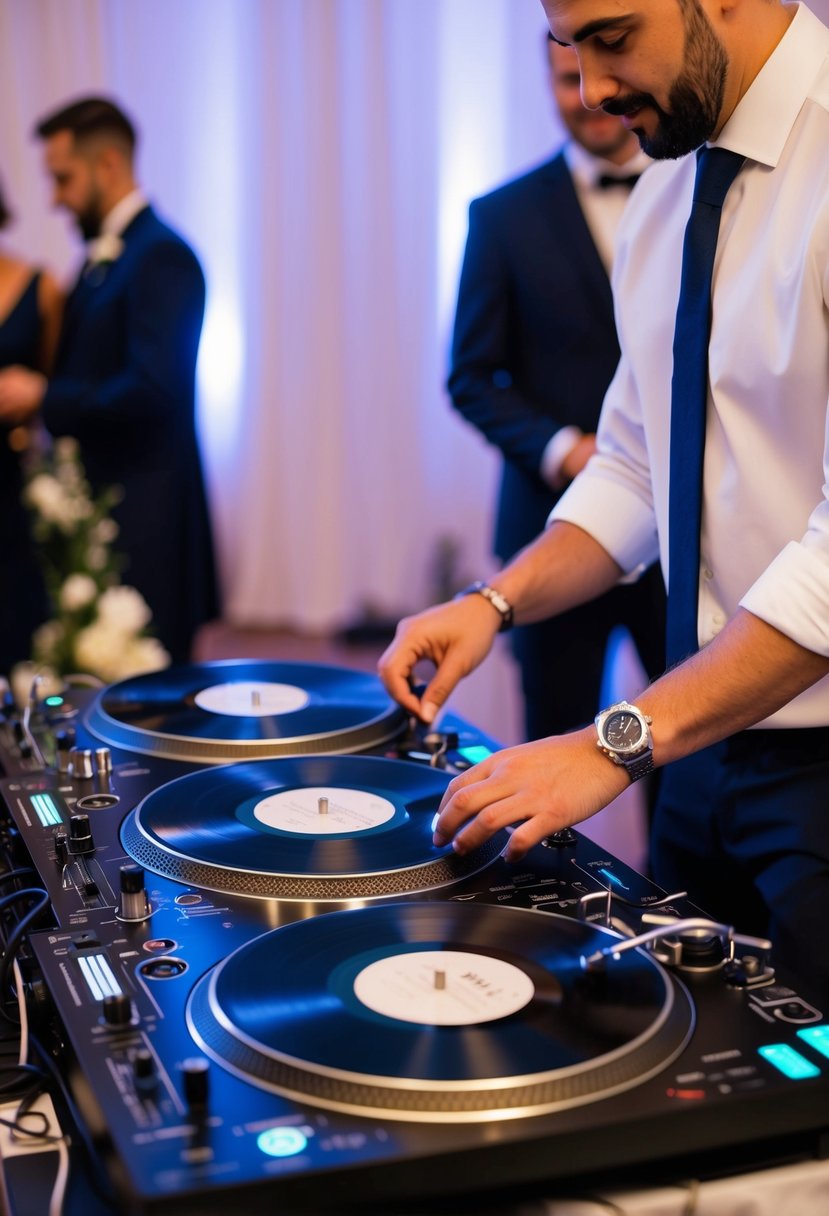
740, 475, 829, 659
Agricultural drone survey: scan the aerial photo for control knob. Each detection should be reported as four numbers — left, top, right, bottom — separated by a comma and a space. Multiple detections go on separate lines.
182, 1057, 210, 1110
68, 813, 94, 855
69, 748, 94, 780
102, 993, 133, 1028
132, 1048, 156, 1092
117, 864, 151, 922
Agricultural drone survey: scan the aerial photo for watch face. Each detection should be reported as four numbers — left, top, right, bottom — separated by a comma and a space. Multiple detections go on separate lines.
604, 709, 643, 753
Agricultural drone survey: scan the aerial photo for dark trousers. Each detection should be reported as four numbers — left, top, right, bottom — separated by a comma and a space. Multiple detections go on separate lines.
652, 727, 829, 1006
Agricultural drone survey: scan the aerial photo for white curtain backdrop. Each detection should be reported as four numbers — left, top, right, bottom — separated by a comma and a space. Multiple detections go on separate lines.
4, 0, 824, 634
0, 0, 567, 633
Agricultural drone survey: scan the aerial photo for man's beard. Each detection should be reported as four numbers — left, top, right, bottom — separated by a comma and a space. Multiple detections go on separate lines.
75, 185, 105, 240
603, 2, 728, 159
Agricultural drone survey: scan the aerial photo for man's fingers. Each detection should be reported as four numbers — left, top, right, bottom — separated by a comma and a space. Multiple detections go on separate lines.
418, 652, 472, 724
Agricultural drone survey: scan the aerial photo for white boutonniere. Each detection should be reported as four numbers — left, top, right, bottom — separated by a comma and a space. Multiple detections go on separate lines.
87, 232, 125, 266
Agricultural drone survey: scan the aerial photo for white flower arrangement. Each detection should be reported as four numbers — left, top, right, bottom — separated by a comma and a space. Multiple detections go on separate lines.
21, 437, 170, 684
86, 232, 124, 265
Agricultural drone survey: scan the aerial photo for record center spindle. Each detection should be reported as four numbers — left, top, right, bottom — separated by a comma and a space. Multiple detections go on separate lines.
251, 690, 261, 708
434, 969, 446, 990
318, 796, 329, 816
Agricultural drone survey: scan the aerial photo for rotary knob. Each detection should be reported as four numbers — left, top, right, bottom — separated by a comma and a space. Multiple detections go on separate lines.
68, 813, 94, 855
102, 993, 133, 1028
132, 1048, 156, 1092
182, 1057, 210, 1109
117, 864, 150, 922
70, 748, 94, 781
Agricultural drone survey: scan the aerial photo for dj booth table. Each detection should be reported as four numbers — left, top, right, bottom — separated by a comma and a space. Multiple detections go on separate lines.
0, 660, 827, 1216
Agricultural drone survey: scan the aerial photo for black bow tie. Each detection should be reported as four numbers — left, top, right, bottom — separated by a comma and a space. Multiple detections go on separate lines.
597, 173, 641, 190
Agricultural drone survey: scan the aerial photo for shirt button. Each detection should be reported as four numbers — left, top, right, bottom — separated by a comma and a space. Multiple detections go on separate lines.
702, 567, 714, 581
712, 613, 724, 627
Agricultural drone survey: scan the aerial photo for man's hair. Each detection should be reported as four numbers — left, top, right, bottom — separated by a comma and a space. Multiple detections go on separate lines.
34, 96, 137, 157
0, 178, 11, 230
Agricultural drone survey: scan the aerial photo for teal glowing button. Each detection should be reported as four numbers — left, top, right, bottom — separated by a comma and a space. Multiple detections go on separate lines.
257, 1126, 308, 1158
759, 1043, 821, 1079
797, 1025, 829, 1059
44, 695, 64, 708
457, 745, 493, 765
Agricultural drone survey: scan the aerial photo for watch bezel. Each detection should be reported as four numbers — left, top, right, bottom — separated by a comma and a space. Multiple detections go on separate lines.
595, 701, 652, 760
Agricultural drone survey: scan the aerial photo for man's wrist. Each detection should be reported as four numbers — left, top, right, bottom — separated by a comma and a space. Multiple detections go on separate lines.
455, 581, 514, 631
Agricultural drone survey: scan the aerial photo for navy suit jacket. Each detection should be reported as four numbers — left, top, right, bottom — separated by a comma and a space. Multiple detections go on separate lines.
43, 205, 219, 661
449, 152, 621, 561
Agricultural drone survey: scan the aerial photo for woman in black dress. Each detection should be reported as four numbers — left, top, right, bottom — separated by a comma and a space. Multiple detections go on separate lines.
0, 179, 63, 678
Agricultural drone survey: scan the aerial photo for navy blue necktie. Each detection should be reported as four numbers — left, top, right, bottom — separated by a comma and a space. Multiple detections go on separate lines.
665, 146, 745, 666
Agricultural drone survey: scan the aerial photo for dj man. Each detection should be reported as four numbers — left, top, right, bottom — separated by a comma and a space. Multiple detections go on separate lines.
379, 0, 829, 1004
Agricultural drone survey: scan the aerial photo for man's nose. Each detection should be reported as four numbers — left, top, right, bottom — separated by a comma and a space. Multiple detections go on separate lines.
578, 59, 619, 111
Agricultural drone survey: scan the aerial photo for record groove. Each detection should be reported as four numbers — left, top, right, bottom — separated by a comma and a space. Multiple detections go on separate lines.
85, 660, 408, 762
122, 756, 507, 900
186, 903, 695, 1121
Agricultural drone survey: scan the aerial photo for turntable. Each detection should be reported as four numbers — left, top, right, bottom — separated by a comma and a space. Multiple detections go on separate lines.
0, 661, 827, 1215
82, 659, 411, 762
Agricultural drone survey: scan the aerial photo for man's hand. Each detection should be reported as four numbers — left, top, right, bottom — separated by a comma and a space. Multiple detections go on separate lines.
0, 366, 47, 426
560, 432, 597, 483
433, 727, 629, 862
378, 594, 502, 723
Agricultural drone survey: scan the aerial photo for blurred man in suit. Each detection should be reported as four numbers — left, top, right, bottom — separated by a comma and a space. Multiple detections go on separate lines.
449, 35, 665, 741
0, 96, 219, 663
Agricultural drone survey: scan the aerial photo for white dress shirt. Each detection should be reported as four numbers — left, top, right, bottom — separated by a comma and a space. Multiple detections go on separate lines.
551, 2, 829, 729
540, 142, 652, 488
85, 188, 148, 263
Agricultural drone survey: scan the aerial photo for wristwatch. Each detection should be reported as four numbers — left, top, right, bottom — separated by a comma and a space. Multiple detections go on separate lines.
455, 581, 514, 632
594, 700, 654, 782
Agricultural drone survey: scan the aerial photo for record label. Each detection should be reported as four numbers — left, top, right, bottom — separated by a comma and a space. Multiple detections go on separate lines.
194, 681, 310, 718
352, 949, 535, 1026
250, 786, 397, 836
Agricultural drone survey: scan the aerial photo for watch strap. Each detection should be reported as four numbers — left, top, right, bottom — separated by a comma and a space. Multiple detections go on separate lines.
456, 581, 514, 632
622, 750, 654, 782
454, 581, 512, 632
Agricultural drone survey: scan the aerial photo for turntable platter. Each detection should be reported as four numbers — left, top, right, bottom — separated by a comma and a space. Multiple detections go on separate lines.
85, 660, 408, 762
121, 756, 508, 900
187, 902, 695, 1121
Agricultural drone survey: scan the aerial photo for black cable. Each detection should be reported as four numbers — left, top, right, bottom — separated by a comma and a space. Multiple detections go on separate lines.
0, 867, 37, 888
0, 888, 50, 1024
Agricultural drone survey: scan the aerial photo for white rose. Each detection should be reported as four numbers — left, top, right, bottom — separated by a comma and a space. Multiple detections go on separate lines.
59, 573, 98, 612
87, 233, 124, 265
119, 636, 170, 676
96, 585, 152, 635
25, 473, 73, 526
91, 518, 119, 544
74, 621, 128, 682
86, 544, 109, 571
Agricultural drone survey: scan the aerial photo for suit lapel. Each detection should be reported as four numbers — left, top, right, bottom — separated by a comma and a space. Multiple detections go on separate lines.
540, 153, 615, 330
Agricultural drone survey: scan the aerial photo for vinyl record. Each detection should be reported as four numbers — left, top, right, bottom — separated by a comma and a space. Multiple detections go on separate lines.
85, 659, 408, 761
186, 902, 694, 1121
121, 755, 507, 900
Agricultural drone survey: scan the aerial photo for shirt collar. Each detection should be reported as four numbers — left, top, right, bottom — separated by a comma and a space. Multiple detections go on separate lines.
98, 188, 148, 239
712, 3, 829, 167
564, 139, 652, 190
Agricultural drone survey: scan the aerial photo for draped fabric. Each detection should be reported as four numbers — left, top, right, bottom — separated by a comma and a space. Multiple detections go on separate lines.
0, 0, 566, 633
